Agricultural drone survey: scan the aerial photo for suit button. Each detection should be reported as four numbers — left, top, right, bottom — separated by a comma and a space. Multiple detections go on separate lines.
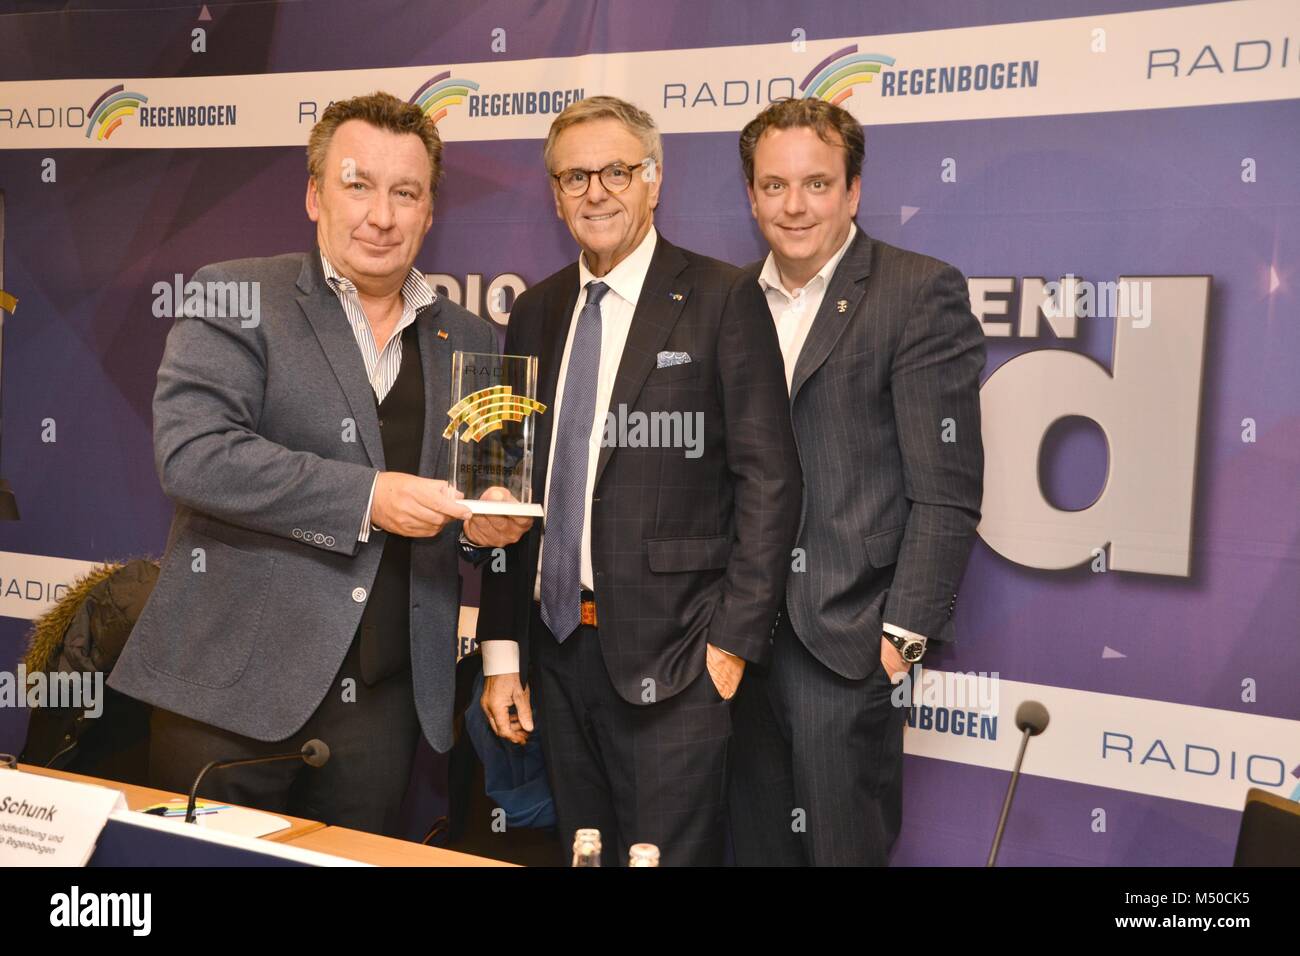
313, 533, 325, 544
352, 587, 367, 603
325, 536, 335, 547
292, 528, 303, 539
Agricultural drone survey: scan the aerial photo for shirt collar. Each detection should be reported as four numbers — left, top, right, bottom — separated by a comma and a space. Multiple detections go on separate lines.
758, 222, 858, 302
319, 249, 436, 312
577, 225, 658, 307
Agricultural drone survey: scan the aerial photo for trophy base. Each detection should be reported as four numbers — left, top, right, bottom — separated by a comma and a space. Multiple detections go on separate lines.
463, 499, 543, 518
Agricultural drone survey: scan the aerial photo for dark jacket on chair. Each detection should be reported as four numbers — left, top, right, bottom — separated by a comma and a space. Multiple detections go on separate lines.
20, 559, 159, 784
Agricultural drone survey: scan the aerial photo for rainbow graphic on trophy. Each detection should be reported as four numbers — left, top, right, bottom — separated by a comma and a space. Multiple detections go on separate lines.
444, 352, 546, 517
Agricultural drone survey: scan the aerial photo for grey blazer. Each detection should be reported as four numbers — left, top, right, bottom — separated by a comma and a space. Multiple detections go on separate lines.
747, 227, 985, 680
109, 248, 496, 751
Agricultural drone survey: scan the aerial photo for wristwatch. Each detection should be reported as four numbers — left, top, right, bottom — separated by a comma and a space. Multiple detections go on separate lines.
884, 630, 927, 663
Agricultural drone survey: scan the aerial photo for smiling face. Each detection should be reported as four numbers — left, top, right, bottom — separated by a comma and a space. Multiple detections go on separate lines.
549, 117, 660, 277
305, 118, 435, 293
747, 125, 861, 290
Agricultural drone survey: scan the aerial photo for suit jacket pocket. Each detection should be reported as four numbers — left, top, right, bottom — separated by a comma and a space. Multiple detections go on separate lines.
138, 527, 274, 689
822, 347, 874, 369
646, 534, 732, 573
864, 525, 905, 569
644, 361, 703, 386
818, 347, 875, 386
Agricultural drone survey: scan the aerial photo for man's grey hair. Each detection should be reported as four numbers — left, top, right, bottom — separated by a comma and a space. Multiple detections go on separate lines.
543, 95, 663, 174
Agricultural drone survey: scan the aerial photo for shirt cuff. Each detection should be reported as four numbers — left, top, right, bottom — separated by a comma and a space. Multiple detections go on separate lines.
358, 471, 380, 543
883, 621, 928, 643
480, 640, 520, 676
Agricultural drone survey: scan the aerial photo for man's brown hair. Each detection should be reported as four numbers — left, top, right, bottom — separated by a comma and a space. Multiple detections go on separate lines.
738, 97, 865, 185
306, 90, 444, 200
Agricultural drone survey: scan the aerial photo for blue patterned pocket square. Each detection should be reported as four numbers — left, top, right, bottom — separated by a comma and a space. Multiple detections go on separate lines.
656, 350, 692, 368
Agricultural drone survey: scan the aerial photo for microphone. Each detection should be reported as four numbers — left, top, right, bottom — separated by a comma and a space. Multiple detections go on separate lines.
185, 739, 331, 823
986, 702, 1050, 867
300, 739, 330, 768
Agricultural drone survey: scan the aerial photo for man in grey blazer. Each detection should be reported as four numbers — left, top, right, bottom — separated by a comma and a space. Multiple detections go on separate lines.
109, 92, 525, 837
728, 98, 985, 866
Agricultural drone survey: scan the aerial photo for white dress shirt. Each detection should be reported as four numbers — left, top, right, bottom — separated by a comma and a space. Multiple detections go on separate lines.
318, 250, 435, 543
481, 225, 659, 676
757, 224, 928, 647
757, 223, 857, 392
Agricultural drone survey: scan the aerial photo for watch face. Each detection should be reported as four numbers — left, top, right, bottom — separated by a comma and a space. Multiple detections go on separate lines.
902, 641, 925, 663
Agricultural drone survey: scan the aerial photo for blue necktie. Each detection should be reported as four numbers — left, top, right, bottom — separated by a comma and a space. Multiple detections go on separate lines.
541, 280, 608, 642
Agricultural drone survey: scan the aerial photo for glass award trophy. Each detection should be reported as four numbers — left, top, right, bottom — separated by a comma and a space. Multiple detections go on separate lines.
443, 351, 545, 517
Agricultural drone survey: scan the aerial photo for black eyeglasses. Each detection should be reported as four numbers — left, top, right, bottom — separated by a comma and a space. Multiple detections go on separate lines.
552, 158, 655, 197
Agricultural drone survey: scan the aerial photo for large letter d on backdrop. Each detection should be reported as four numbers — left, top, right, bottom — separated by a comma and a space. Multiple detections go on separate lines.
978, 276, 1211, 577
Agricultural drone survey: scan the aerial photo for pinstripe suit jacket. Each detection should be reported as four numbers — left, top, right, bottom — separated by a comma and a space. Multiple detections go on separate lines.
747, 227, 985, 680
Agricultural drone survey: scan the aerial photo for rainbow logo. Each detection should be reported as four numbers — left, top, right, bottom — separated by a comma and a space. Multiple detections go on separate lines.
141, 798, 231, 817
409, 72, 480, 126
84, 84, 149, 141
799, 45, 896, 105
444, 385, 546, 443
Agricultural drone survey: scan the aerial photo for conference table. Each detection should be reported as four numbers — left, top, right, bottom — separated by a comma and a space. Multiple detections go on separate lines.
16, 764, 514, 867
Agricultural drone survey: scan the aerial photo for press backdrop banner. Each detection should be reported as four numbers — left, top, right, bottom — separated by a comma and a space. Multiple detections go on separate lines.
0, 0, 1296, 864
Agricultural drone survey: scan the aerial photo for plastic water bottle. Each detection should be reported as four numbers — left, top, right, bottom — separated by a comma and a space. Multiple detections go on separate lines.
628, 843, 660, 867
572, 828, 601, 867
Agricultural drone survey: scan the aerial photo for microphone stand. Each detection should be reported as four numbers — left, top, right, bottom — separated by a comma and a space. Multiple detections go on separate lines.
986, 725, 1033, 867
987, 701, 1050, 867
186, 743, 329, 823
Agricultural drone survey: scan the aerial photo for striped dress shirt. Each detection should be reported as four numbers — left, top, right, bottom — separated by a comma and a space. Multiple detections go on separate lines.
319, 250, 435, 542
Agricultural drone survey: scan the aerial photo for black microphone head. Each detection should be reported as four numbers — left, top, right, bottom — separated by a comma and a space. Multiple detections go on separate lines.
1015, 701, 1050, 736
301, 739, 330, 768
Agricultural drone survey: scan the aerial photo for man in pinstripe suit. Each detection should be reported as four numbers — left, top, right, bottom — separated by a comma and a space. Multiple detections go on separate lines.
728, 98, 985, 866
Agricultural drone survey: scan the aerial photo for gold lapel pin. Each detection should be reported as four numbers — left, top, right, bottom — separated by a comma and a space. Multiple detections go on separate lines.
836, 299, 848, 313
669, 292, 683, 301
437, 329, 449, 339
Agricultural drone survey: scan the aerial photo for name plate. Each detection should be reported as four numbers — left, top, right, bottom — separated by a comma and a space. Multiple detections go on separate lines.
0, 770, 127, 866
